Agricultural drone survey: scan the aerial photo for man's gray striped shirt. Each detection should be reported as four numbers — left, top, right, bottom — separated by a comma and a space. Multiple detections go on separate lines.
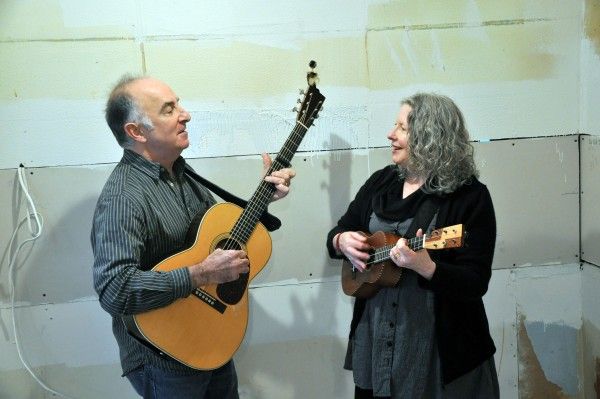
91, 149, 215, 375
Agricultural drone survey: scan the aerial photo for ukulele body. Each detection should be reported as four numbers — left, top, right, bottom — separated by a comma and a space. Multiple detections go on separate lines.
341, 231, 402, 299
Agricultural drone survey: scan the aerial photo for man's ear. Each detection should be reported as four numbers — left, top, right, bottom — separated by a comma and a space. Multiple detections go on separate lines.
124, 122, 147, 143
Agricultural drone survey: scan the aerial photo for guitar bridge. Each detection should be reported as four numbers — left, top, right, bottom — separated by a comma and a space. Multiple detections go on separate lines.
193, 288, 227, 314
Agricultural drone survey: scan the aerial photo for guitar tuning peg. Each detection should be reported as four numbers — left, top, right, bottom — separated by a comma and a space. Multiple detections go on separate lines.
299, 89, 305, 95
297, 98, 302, 103
292, 106, 298, 112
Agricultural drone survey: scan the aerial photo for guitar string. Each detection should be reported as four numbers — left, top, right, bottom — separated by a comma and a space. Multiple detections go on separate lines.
226, 97, 323, 246
224, 124, 307, 249
221, 95, 323, 252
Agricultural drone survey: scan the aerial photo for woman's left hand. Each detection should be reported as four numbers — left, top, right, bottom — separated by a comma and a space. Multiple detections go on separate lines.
261, 153, 296, 201
390, 228, 437, 280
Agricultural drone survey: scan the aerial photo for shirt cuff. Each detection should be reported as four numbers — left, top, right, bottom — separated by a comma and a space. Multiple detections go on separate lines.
171, 267, 194, 298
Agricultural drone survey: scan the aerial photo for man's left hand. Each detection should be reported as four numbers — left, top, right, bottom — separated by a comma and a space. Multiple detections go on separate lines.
261, 153, 296, 202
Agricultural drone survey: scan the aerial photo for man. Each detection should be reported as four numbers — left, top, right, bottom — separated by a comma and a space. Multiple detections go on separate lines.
91, 75, 295, 398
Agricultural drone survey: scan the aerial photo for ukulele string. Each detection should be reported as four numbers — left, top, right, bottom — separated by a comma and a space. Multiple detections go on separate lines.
364, 236, 424, 266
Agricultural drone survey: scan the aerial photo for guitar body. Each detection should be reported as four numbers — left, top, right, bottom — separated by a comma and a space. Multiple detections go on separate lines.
341, 231, 402, 299
129, 202, 272, 370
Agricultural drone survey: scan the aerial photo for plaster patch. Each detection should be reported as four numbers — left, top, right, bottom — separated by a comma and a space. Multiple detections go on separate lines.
518, 315, 575, 398
366, 21, 558, 90
585, 0, 600, 56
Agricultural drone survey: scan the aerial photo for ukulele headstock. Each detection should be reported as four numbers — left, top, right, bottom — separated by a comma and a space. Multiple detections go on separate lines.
294, 60, 325, 129
423, 224, 464, 250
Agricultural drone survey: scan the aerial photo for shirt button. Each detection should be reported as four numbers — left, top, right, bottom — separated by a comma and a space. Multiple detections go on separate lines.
389, 322, 395, 328
392, 302, 398, 307
387, 341, 393, 347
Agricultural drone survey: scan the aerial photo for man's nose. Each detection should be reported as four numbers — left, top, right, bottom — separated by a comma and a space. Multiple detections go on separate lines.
180, 107, 191, 122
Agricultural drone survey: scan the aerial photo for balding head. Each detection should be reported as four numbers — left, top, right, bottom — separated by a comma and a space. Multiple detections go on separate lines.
105, 75, 154, 148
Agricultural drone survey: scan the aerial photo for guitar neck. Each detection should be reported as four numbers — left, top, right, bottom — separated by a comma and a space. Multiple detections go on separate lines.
229, 123, 309, 244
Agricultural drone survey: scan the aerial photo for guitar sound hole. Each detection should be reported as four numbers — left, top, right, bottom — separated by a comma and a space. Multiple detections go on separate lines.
215, 238, 249, 305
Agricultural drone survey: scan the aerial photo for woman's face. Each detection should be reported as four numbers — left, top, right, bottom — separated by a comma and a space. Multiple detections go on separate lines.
387, 104, 412, 166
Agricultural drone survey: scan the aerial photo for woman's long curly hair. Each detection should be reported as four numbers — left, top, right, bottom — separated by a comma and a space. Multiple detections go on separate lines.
398, 93, 478, 194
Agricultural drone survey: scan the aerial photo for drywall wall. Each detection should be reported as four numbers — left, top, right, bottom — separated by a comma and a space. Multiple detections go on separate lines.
1, 0, 599, 397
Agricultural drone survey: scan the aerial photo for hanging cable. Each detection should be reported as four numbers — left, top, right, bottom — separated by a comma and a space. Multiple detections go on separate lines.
6, 165, 76, 399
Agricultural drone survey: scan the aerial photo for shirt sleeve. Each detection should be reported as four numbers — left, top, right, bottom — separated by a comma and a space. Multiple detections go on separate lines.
421, 182, 497, 301
325, 167, 389, 259
91, 194, 193, 317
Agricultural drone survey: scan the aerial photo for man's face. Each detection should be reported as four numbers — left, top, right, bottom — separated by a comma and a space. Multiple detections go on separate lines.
129, 78, 191, 163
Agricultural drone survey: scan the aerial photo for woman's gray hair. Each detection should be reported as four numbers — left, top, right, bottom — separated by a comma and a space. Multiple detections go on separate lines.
105, 74, 154, 148
399, 92, 478, 194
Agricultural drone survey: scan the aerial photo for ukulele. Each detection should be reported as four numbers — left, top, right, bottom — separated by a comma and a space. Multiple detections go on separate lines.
341, 224, 464, 299
123, 61, 325, 370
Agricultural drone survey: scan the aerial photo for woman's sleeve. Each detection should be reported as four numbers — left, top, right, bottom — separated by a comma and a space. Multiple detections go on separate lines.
325, 167, 388, 259
420, 183, 497, 301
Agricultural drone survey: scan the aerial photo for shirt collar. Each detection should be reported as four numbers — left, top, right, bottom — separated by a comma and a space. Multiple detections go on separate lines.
121, 149, 186, 182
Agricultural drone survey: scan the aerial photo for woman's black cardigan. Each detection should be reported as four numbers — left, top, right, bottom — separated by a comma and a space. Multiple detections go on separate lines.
326, 165, 497, 384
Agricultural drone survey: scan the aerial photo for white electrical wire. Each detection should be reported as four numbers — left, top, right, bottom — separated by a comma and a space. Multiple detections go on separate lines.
6, 166, 76, 399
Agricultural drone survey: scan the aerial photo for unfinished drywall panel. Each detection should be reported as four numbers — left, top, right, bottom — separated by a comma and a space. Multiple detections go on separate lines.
0, 0, 138, 41
0, 300, 136, 399
142, 36, 370, 158
581, 135, 600, 266
0, 39, 142, 169
581, 0, 600, 133
365, 15, 580, 145
0, 165, 111, 306
516, 264, 583, 398
366, 0, 580, 29
235, 281, 353, 399
474, 136, 580, 269
484, 268, 519, 398
138, 0, 367, 37
582, 263, 600, 399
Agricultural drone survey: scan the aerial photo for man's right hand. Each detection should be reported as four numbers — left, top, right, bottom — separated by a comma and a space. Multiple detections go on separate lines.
188, 248, 250, 287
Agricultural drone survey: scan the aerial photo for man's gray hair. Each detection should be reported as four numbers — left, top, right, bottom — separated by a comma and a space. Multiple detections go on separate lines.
105, 74, 154, 148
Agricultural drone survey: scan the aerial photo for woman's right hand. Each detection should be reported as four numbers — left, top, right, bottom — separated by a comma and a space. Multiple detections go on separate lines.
336, 231, 371, 272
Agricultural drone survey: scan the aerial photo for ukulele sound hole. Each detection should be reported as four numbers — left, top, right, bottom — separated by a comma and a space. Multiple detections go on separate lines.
215, 238, 249, 305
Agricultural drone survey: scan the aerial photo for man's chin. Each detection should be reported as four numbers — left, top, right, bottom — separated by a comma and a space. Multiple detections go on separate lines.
178, 135, 190, 149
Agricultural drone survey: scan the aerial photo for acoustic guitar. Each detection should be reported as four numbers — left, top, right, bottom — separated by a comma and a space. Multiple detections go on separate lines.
341, 224, 464, 299
123, 61, 325, 370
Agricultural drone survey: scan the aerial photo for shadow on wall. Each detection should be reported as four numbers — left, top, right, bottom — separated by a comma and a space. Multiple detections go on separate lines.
0, 166, 137, 397
233, 135, 357, 398
16, 195, 98, 304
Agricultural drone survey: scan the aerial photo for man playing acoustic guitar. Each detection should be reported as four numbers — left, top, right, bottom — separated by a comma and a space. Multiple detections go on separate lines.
91, 75, 295, 398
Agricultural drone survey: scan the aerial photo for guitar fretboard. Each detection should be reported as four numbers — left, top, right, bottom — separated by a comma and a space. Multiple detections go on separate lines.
227, 123, 309, 246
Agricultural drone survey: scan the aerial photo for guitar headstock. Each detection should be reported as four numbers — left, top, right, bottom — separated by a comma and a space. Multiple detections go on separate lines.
423, 224, 464, 250
295, 60, 325, 129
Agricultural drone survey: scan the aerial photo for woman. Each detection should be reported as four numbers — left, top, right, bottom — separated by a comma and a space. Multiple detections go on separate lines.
327, 93, 499, 398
